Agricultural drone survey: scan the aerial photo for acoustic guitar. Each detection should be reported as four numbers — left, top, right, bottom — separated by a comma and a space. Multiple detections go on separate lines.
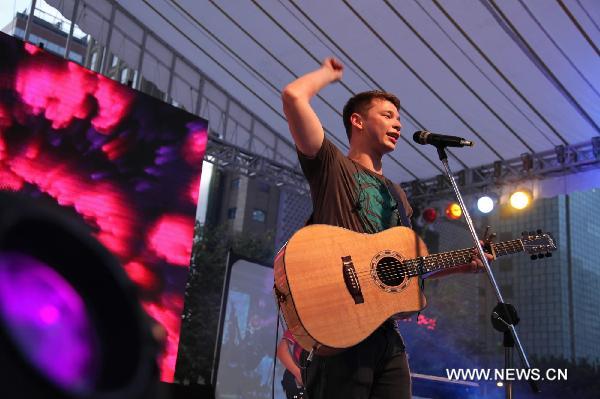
273, 225, 556, 355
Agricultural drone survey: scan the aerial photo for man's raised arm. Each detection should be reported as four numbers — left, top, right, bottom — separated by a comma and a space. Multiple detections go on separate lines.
281, 57, 343, 157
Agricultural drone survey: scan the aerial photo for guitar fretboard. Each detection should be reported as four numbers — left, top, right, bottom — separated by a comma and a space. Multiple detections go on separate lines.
402, 239, 525, 277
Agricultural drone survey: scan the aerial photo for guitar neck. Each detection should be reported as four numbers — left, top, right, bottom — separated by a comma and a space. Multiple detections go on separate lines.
404, 239, 525, 277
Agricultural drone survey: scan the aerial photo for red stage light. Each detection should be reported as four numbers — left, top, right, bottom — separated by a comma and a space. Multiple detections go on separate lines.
422, 207, 437, 223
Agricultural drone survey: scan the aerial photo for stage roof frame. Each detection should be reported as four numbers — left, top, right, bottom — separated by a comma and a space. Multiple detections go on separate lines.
46, 0, 599, 186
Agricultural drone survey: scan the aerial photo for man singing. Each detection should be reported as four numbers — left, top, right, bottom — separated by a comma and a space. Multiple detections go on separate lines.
281, 57, 489, 399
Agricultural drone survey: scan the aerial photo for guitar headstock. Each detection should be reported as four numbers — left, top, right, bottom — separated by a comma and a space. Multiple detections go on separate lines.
521, 229, 557, 260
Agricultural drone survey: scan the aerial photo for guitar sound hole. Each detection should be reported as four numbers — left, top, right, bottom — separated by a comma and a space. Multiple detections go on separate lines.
376, 256, 405, 287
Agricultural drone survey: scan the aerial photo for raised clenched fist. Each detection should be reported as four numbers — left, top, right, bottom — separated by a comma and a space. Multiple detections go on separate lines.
322, 57, 344, 81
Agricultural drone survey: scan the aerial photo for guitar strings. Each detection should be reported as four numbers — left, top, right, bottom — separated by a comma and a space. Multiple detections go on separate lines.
350, 241, 524, 280
363, 242, 521, 279
343, 241, 525, 282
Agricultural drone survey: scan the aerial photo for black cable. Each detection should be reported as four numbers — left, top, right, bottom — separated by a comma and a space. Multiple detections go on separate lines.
272, 306, 282, 399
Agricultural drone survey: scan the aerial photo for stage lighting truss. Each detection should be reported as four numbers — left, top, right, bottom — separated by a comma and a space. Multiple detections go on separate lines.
204, 134, 309, 195
592, 137, 600, 160
520, 153, 533, 172
402, 138, 599, 205
555, 145, 566, 164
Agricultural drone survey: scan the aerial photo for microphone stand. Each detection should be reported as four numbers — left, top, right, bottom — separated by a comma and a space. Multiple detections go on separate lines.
434, 145, 540, 397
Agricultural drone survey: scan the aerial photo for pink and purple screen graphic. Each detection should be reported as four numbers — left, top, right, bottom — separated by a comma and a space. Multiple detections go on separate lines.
0, 32, 207, 382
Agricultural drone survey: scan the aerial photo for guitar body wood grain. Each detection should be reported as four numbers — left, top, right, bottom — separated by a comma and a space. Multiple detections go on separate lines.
274, 225, 428, 355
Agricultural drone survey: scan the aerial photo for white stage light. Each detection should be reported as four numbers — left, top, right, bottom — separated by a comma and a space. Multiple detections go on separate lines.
477, 196, 494, 213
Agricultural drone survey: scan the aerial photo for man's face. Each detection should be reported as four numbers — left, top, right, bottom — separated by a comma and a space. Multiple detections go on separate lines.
361, 98, 402, 154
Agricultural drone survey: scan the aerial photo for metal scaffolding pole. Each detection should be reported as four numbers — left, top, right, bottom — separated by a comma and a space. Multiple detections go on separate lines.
99, 5, 116, 75
165, 55, 176, 103
64, 0, 80, 60
135, 31, 147, 90
23, 0, 38, 42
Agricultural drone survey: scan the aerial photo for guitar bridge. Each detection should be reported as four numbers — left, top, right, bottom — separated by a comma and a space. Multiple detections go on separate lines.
342, 256, 364, 304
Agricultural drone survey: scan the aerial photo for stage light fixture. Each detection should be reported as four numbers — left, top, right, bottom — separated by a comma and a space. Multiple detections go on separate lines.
445, 202, 462, 220
509, 190, 532, 210
592, 137, 600, 159
0, 192, 159, 399
411, 181, 422, 196
477, 195, 495, 214
555, 145, 565, 164
493, 161, 502, 179
422, 207, 437, 223
520, 153, 533, 172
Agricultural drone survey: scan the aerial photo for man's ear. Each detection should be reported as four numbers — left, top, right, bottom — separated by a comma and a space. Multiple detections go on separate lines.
350, 112, 363, 131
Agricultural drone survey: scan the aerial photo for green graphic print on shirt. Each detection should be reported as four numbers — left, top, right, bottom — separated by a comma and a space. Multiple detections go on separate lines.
353, 170, 400, 233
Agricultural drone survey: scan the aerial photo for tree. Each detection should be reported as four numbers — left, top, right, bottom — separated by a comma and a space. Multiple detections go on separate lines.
174, 222, 275, 385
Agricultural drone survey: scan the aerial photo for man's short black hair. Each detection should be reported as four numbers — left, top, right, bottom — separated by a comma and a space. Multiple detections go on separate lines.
342, 90, 400, 140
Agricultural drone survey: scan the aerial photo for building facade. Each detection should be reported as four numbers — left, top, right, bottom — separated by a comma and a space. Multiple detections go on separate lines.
409, 189, 599, 379
2, 11, 87, 64
477, 190, 600, 365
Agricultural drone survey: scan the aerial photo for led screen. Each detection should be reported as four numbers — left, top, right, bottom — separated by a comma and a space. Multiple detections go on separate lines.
215, 259, 284, 399
0, 32, 207, 382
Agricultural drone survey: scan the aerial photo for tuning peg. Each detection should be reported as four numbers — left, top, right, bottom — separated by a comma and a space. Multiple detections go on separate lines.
530, 254, 538, 260
483, 226, 491, 240
537, 229, 543, 234
483, 226, 497, 244
545, 252, 552, 258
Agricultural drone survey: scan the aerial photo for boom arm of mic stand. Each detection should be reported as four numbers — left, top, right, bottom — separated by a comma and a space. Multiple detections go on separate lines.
435, 145, 540, 394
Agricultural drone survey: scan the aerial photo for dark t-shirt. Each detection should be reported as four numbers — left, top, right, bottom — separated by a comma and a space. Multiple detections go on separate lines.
298, 138, 412, 233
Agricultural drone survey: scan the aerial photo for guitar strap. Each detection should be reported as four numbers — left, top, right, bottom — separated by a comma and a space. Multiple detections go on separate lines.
385, 180, 425, 303
384, 179, 411, 228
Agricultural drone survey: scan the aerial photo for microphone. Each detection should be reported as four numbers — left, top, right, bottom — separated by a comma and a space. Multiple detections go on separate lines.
413, 130, 474, 148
